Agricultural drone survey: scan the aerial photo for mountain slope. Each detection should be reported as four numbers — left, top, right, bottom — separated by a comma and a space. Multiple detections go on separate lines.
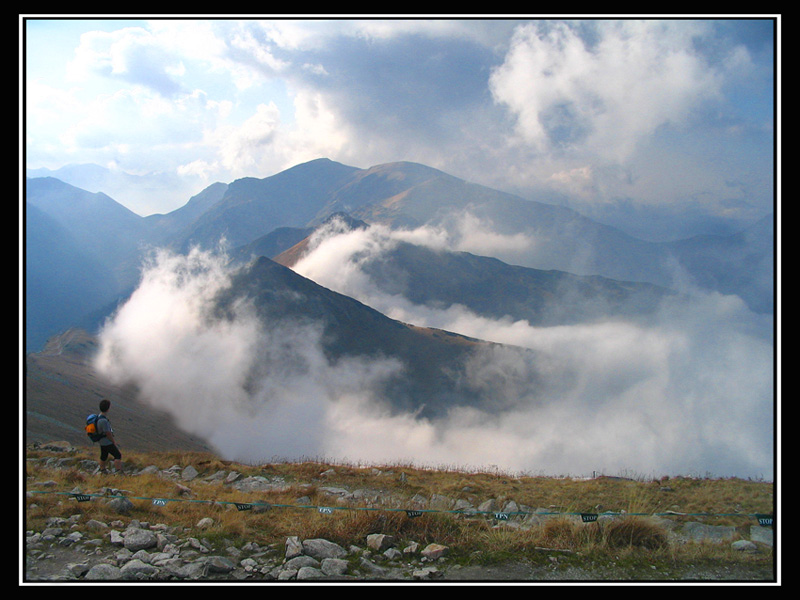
214, 256, 498, 418
25, 329, 213, 453
274, 219, 672, 327
25, 203, 119, 351
176, 158, 359, 252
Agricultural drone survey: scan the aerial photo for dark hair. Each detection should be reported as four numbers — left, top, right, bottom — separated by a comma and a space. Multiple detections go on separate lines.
99, 399, 111, 412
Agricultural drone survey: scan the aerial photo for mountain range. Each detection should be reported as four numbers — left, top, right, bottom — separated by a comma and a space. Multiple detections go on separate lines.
24, 158, 773, 353
23, 158, 775, 453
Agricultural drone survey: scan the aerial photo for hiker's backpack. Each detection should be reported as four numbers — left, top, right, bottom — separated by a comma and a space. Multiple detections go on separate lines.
85, 414, 107, 442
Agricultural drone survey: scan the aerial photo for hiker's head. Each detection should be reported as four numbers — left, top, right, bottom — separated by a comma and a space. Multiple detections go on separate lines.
99, 399, 111, 413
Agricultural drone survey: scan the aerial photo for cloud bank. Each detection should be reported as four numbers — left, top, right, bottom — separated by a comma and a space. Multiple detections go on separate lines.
26, 18, 774, 240
94, 226, 774, 479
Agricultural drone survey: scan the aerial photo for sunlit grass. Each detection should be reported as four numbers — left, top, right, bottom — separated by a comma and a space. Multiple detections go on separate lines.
24, 446, 774, 571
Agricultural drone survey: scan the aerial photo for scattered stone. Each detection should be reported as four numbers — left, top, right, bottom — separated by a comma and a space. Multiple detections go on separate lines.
750, 525, 774, 547
181, 465, 199, 481
121, 558, 158, 580
123, 528, 158, 552
681, 522, 737, 543
85, 563, 122, 581
302, 538, 348, 560
285, 536, 303, 559
207, 556, 236, 573
366, 533, 395, 552
321, 558, 349, 577
731, 540, 758, 553
106, 496, 134, 515
421, 543, 449, 560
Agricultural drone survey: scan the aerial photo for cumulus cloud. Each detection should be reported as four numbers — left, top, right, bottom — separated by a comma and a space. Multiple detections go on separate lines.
489, 20, 728, 162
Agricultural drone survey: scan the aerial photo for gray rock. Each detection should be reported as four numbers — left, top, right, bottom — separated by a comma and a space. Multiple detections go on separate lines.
121, 558, 159, 580
285, 536, 303, 559
358, 556, 389, 577
302, 538, 347, 560
681, 522, 737, 542
169, 561, 207, 580
421, 543, 449, 560
106, 496, 134, 515
731, 540, 758, 553
123, 528, 158, 552
413, 566, 440, 580
65, 562, 90, 577
181, 465, 199, 481
284, 555, 320, 570
297, 566, 325, 579
366, 533, 395, 552
232, 475, 289, 493
85, 563, 123, 580
750, 525, 774, 547
321, 557, 349, 576
207, 555, 236, 573
383, 548, 403, 561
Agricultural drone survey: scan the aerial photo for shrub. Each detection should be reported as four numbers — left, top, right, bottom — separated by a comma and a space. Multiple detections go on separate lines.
603, 516, 669, 550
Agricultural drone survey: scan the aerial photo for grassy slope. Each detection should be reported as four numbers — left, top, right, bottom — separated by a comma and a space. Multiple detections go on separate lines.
24, 446, 775, 581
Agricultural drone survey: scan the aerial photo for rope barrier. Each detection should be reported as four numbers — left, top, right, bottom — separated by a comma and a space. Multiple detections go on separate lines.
25, 489, 775, 526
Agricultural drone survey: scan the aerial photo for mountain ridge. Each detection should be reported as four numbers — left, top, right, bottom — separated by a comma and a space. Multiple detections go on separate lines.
24, 157, 774, 354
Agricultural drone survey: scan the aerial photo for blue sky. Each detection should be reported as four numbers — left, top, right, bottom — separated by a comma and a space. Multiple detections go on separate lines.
22, 17, 777, 239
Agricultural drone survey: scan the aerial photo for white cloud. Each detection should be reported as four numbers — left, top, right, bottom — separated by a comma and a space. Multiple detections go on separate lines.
489, 20, 728, 162
93, 239, 773, 478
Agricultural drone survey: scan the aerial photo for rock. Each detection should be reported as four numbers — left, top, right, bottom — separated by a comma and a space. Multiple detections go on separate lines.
106, 496, 134, 515
181, 465, 199, 481
302, 538, 348, 560
681, 522, 737, 543
321, 558, 349, 576
429, 494, 453, 510
169, 561, 206, 580
224, 471, 242, 484
366, 533, 395, 552
731, 540, 758, 553
413, 566, 440, 580
285, 536, 303, 559
121, 558, 158, 580
403, 541, 420, 555
64, 562, 90, 577
232, 475, 289, 493
358, 556, 389, 577
109, 530, 125, 545
207, 556, 236, 573
41, 441, 73, 452
123, 528, 158, 552
85, 519, 109, 531
421, 543, 449, 560
750, 525, 774, 547
196, 517, 214, 529
284, 555, 320, 570
85, 563, 122, 580
297, 566, 325, 579
383, 548, 403, 561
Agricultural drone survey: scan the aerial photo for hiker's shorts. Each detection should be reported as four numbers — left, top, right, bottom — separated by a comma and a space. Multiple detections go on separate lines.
100, 443, 122, 461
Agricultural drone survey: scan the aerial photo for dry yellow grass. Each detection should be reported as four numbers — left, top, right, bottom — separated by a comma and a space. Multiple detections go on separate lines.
24, 446, 774, 569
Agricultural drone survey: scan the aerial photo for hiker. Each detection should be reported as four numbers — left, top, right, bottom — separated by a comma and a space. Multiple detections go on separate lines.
95, 399, 123, 474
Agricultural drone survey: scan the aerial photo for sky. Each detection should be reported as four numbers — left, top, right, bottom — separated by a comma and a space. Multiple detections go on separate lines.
22, 16, 777, 241
21, 15, 776, 477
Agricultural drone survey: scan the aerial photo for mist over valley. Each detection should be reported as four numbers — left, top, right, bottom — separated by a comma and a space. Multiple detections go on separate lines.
24, 159, 775, 479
